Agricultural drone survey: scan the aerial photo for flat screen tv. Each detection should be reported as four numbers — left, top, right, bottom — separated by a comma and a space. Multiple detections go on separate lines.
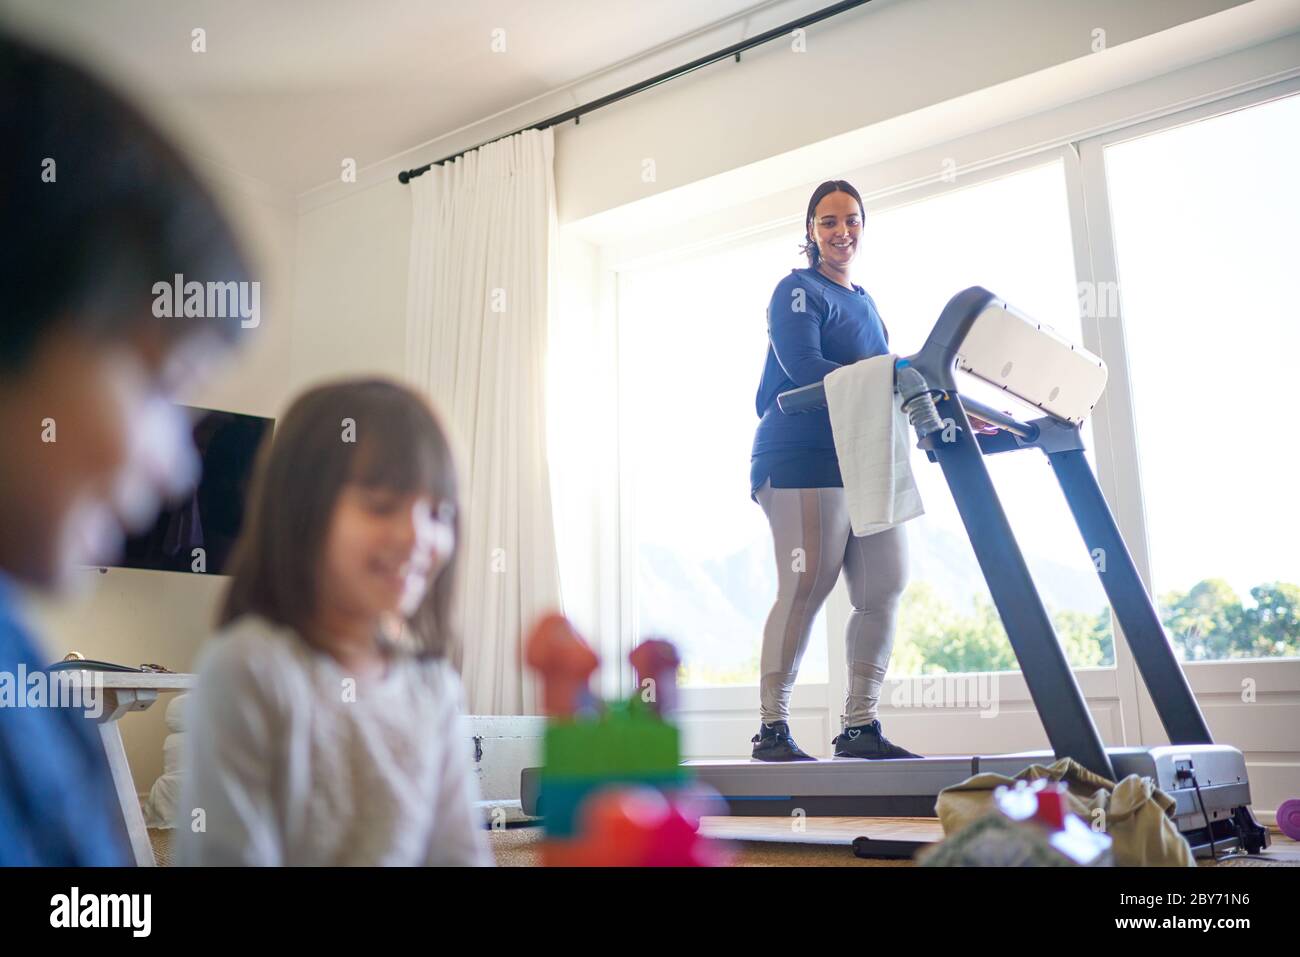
117, 406, 274, 575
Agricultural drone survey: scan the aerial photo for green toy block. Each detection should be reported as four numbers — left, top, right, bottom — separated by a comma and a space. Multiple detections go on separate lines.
538, 694, 691, 837
542, 695, 680, 777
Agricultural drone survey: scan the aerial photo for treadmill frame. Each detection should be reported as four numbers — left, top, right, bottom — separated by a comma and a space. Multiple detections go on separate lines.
712, 287, 1267, 854
522, 287, 1269, 858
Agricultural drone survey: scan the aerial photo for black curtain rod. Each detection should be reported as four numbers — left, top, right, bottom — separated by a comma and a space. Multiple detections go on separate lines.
397, 0, 875, 183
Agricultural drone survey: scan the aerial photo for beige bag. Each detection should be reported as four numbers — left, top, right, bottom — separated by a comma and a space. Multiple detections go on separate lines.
934, 757, 1195, 867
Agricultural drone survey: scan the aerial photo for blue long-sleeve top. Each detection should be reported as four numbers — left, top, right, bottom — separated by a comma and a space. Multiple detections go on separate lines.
750, 267, 890, 500
0, 571, 129, 865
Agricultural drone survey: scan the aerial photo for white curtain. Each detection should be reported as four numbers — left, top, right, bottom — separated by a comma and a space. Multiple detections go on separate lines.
404, 126, 561, 715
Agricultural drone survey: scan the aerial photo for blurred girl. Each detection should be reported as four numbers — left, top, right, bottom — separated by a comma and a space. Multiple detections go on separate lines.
178, 379, 491, 865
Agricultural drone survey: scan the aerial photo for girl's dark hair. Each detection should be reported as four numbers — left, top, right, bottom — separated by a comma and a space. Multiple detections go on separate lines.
219, 379, 462, 660
0, 30, 252, 371
799, 179, 866, 268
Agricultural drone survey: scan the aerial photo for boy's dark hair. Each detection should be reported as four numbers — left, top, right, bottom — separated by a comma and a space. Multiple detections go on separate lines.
219, 379, 463, 660
0, 31, 252, 371
800, 179, 866, 268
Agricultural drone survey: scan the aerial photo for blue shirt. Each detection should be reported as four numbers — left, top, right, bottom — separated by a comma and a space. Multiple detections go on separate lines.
750, 267, 890, 498
0, 572, 129, 865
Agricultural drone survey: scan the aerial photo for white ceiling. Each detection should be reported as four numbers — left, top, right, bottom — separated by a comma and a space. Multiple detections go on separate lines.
0, 0, 804, 194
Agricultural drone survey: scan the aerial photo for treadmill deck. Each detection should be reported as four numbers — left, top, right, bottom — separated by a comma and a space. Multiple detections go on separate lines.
683, 745, 1254, 828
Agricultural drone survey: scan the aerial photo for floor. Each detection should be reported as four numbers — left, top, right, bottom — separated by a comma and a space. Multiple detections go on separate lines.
486, 818, 1300, 868
147, 822, 1299, 867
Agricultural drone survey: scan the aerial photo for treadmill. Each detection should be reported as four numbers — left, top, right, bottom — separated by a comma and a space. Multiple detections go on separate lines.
521, 287, 1269, 858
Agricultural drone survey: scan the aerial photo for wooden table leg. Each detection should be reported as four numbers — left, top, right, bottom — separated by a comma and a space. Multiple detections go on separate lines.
96, 688, 159, 867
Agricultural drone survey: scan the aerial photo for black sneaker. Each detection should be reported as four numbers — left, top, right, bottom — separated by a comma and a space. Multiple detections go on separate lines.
751, 721, 817, 762
832, 720, 922, 759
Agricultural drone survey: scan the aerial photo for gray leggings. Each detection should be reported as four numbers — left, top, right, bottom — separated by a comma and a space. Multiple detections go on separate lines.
755, 479, 909, 729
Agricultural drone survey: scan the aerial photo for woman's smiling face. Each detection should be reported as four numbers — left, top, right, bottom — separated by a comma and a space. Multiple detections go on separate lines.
809, 190, 863, 269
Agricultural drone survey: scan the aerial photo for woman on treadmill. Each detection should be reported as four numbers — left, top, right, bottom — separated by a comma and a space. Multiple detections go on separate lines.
748, 179, 924, 762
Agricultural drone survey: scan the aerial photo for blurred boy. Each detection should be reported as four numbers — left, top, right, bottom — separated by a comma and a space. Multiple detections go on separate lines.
0, 31, 251, 864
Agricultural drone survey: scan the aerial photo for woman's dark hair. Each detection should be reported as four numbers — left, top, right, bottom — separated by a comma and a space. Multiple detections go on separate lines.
799, 179, 866, 268
219, 379, 462, 660
0, 30, 252, 371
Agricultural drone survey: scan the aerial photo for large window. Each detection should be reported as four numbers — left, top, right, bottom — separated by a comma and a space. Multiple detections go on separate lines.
1105, 92, 1300, 662
862, 159, 1113, 673
619, 239, 830, 687
596, 87, 1300, 693
616, 158, 1118, 686
557, 73, 1300, 791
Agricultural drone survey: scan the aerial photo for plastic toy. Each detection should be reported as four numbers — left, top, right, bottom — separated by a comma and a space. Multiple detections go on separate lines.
1276, 797, 1300, 842
524, 612, 730, 866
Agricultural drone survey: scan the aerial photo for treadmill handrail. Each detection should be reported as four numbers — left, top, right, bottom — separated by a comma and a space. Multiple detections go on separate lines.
776, 376, 1040, 441
775, 381, 827, 415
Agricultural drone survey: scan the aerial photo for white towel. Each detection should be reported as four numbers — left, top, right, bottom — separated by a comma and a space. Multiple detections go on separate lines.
825, 354, 924, 535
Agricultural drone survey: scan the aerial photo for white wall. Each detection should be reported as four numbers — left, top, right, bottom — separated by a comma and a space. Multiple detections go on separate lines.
25, 173, 298, 794
288, 180, 413, 389
548, 0, 1251, 226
